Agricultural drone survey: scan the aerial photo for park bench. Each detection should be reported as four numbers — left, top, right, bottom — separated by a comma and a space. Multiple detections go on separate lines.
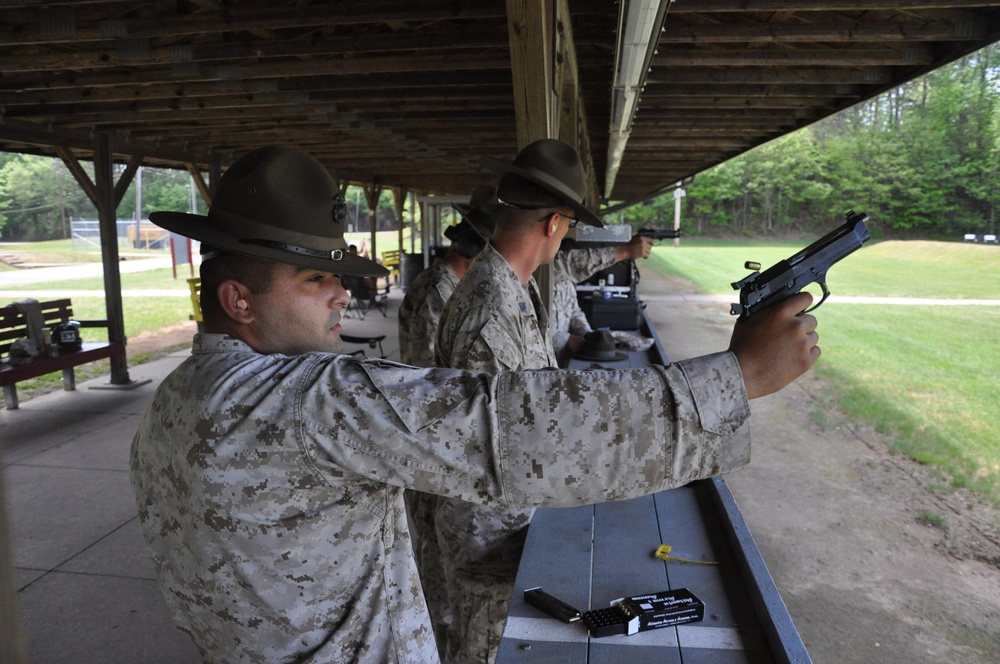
381, 249, 400, 283
0, 298, 125, 409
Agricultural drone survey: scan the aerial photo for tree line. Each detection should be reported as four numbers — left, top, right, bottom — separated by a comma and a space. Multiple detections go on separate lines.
619, 43, 999, 240
2, 43, 998, 242
0, 154, 400, 242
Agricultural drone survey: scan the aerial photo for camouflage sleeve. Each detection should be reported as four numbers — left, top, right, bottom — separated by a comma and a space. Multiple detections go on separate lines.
553, 247, 618, 283
493, 351, 751, 508
566, 296, 591, 337
551, 279, 589, 357
299, 350, 750, 509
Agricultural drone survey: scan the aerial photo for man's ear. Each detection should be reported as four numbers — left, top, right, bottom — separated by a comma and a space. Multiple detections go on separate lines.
217, 280, 255, 323
543, 212, 560, 237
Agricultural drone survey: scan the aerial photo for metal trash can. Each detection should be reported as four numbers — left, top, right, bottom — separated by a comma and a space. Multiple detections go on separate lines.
401, 251, 425, 292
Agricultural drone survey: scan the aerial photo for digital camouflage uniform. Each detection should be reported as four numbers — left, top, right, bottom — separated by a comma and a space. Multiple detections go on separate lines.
550, 247, 618, 364
396, 255, 461, 647
551, 278, 592, 365
398, 257, 459, 368
131, 332, 750, 664
432, 243, 571, 663
552, 246, 617, 285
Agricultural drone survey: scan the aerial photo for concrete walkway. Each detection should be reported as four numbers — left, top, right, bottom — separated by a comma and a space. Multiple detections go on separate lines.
0, 256, 177, 286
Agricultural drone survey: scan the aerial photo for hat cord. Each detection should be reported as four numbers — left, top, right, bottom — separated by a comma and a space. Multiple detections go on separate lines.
240, 238, 344, 261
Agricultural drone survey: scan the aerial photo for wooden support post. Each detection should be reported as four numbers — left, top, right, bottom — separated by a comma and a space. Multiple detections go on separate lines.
59, 138, 138, 387
363, 183, 382, 260
505, 0, 554, 146
393, 186, 407, 257
185, 163, 213, 207
506, 0, 556, 312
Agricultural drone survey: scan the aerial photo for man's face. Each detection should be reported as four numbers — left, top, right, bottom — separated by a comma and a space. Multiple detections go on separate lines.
246, 263, 350, 355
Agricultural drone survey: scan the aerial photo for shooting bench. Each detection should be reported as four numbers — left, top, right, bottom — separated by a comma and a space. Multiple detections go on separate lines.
0, 299, 125, 409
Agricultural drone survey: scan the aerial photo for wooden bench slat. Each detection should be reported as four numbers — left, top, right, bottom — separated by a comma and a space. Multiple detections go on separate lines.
0, 342, 125, 386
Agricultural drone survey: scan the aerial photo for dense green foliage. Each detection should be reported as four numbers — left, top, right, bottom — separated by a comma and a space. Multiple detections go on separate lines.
0, 155, 405, 242
619, 45, 1000, 240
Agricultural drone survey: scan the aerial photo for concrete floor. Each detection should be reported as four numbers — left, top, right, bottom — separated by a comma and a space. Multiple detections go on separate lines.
2, 290, 403, 663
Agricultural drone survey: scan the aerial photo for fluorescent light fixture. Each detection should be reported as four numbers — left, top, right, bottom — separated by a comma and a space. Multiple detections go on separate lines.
606, 0, 672, 198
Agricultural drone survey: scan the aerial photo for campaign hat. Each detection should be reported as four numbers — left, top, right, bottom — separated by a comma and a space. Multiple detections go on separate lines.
482, 139, 603, 228
572, 330, 628, 362
453, 185, 498, 241
149, 145, 387, 277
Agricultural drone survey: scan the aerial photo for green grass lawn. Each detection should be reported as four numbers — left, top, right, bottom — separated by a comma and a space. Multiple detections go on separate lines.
0, 267, 191, 292
815, 304, 1000, 498
647, 238, 1000, 299
1, 238, 129, 263
647, 239, 1000, 505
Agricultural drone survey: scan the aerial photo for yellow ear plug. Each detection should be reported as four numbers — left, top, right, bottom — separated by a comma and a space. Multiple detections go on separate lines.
654, 544, 717, 566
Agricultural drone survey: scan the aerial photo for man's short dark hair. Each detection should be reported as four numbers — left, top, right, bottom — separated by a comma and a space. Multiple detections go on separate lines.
496, 173, 567, 230
199, 249, 277, 320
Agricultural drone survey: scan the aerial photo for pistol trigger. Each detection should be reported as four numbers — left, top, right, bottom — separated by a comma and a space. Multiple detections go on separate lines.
801, 281, 831, 315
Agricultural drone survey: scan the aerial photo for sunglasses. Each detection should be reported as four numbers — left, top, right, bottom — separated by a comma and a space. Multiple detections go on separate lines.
497, 197, 580, 228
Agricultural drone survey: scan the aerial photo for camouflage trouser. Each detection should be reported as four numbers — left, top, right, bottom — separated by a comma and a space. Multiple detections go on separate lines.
434, 497, 532, 664
405, 490, 451, 655
441, 584, 510, 664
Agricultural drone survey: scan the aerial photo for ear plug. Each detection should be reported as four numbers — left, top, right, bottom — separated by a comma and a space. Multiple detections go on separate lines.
236, 299, 248, 310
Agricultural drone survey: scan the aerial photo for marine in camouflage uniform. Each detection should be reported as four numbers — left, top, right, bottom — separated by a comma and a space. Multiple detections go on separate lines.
396, 254, 459, 649
398, 257, 460, 367
397, 189, 496, 651
432, 149, 662, 663
432, 236, 615, 662
434, 239, 558, 663
130, 144, 819, 664
132, 333, 751, 663
398, 187, 496, 369
551, 275, 592, 365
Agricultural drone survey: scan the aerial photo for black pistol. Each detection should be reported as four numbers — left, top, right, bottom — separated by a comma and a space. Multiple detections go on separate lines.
637, 227, 682, 240
730, 210, 871, 320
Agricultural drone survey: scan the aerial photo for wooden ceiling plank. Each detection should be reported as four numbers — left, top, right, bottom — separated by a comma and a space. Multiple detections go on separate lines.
654, 46, 935, 67
1, 1, 509, 46
0, 29, 512, 74
0, 51, 513, 93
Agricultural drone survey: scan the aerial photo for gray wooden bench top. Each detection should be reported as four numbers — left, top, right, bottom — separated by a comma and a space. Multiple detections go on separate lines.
496, 311, 811, 663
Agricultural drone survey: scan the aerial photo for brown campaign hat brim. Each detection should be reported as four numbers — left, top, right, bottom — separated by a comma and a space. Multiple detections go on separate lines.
149, 209, 388, 277
147, 146, 387, 277
452, 203, 497, 241
571, 349, 629, 362
482, 152, 604, 228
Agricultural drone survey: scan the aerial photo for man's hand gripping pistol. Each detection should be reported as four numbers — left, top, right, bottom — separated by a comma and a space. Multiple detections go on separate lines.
730, 210, 871, 320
